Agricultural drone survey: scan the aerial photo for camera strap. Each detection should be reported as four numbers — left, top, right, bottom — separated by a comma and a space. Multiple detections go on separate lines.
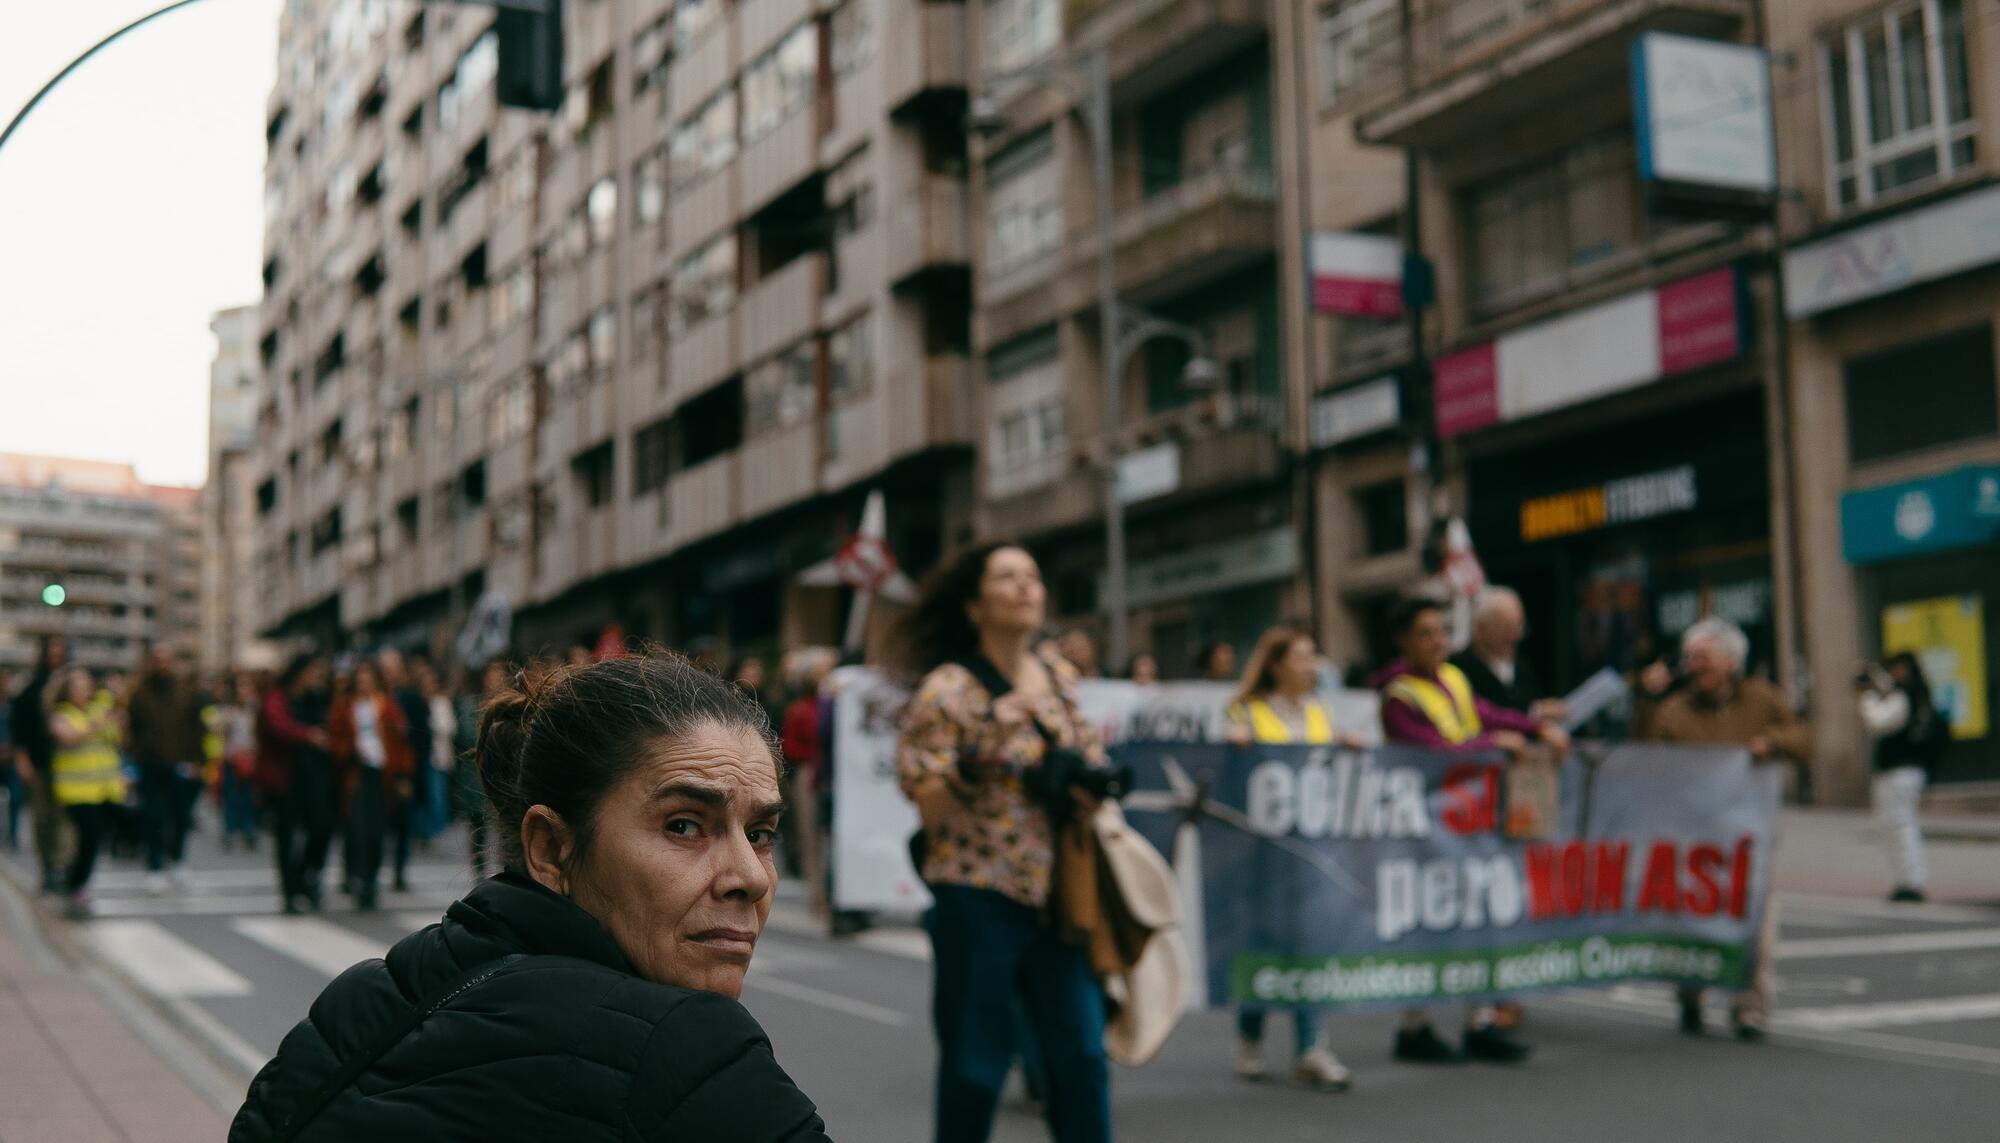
956, 654, 1076, 749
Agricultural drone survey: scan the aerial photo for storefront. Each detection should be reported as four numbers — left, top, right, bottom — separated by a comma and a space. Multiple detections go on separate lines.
1468, 392, 1775, 695
1841, 467, 2000, 785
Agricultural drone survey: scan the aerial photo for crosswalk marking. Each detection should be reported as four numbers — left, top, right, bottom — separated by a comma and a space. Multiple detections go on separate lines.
1779, 927, 2000, 959
80, 920, 253, 998
231, 917, 390, 979
1783, 993, 2000, 1031
84, 892, 459, 920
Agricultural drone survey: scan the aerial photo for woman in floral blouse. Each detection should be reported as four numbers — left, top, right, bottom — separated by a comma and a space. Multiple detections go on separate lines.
898, 542, 1111, 1143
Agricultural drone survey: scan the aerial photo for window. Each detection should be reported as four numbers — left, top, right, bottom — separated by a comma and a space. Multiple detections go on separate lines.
495, 145, 536, 212
1355, 479, 1408, 556
1317, 0, 1399, 106
829, 315, 874, 402
587, 306, 618, 374
742, 25, 818, 145
633, 418, 672, 494
396, 496, 421, 544
489, 261, 533, 330
256, 478, 278, 515
632, 282, 665, 360
635, 17, 672, 96
670, 233, 739, 333
680, 378, 744, 466
831, 0, 875, 78
1464, 132, 1657, 311
670, 88, 739, 192
984, 127, 1062, 280
586, 176, 618, 246
437, 30, 498, 131
747, 342, 818, 435
310, 507, 343, 555
557, 58, 616, 144
676, 0, 723, 52
439, 136, 489, 223
635, 151, 666, 225
573, 444, 615, 509
1845, 325, 1998, 464
1823, 0, 1975, 210
985, 0, 1059, 73
985, 326, 1067, 496
489, 375, 533, 445
319, 418, 344, 465
546, 328, 591, 398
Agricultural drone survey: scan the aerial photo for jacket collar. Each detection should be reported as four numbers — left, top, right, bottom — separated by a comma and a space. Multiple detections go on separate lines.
445, 872, 637, 975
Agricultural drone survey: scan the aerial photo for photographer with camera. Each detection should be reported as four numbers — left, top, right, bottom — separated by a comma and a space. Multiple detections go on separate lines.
1223, 625, 1364, 1092
897, 542, 1113, 1143
1858, 652, 1946, 903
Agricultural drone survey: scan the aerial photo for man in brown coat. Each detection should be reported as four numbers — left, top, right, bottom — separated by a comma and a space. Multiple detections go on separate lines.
126, 644, 204, 893
1635, 617, 1808, 1042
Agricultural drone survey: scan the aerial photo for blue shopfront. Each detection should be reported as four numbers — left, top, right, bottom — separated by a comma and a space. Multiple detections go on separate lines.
1841, 467, 2000, 784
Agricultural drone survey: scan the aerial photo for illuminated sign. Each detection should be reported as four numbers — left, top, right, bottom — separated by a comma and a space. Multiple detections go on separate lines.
1520, 465, 1698, 542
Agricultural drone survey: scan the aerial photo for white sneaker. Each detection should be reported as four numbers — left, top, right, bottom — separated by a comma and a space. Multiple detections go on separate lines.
144, 872, 170, 896
1294, 1046, 1353, 1092
169, 866, 193, 892
1233, 1038, 1267, 1081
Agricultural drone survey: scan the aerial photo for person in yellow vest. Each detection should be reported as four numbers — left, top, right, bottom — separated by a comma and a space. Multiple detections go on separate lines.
1370, 597, 1568, 1065
1223, 626, 1367, 1092
47, 667, 125, 919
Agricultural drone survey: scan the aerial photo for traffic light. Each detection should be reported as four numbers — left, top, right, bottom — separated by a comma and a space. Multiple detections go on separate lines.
497, 0, 564, 112
42, 583, 65, 606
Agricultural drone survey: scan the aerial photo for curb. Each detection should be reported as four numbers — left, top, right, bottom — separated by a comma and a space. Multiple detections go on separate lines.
0, 860, 257, 1115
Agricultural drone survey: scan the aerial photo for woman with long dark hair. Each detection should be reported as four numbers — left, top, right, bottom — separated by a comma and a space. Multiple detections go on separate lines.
897, 542, 1111, 1143
330, 661, 413, 912
1859, 651, 1947, 903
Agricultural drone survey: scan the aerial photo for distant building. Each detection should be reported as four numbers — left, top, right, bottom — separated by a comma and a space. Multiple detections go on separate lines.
200, 306, 261, 673
0, 453, 203, 675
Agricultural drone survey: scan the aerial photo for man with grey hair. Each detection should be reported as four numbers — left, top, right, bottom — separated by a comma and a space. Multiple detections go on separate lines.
1452, 586, 1567, 725
1636, 616, 1810, 1041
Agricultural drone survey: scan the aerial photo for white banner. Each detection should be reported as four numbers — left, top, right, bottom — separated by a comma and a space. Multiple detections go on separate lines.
831, 671, 1383, 911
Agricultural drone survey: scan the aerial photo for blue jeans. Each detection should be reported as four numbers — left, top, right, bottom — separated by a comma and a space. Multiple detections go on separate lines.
926, 884, 1110, 1143
221, 765, 258, 840
1237, 1005, 1320, 1057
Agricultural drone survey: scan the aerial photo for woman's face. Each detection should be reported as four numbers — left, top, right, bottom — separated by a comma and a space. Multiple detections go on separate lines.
1888, 659, 1913, 687
566, 722, 784, 998
966, 547, 1045, 637
61, 669, 95, 707
354, 664, 381, 696
1273, 637, 1319, 696
1206, 644, 1238, 680
1130, 655, 1160, 685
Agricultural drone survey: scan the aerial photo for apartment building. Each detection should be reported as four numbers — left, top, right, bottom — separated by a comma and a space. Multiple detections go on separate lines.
965, 0, 1302, 665
0, 454, 202, 675
201, 306, 261, 674
1769, 0, 2000, 793
252, 0, 975, 663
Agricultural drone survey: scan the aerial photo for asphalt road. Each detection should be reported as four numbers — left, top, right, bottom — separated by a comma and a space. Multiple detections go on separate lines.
11, 817, 1999, 1142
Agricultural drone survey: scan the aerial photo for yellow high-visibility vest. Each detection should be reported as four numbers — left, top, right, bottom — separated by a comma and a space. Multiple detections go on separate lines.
52, 702, 125, 807
1385, 663, 1483, 744
1231, 697, 1336, 745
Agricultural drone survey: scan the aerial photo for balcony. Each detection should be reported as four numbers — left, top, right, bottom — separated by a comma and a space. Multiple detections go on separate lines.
737, 253, 823, 366
1071, 166, 1278, 305
667, 312, 739, 408
886, 176, 970, 290
1356, 0, 1752, 148
740, 422, 819, 519
740, 106, 821, 217
670, 452, 739, 544
1070, 0, 1269, 105
884, 0, 967, 116
891, 353, 975, 457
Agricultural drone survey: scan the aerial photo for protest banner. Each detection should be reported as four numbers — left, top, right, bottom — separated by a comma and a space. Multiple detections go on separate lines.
1117, 741, 1782, 1010
830, 673, 1383, 910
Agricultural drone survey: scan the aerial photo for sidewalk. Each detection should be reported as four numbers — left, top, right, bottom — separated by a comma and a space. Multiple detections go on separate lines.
1774, 806, 2000, 905
0, 871, 236, 1142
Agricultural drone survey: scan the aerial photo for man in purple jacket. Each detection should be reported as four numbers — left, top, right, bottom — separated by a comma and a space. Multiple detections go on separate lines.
1373, 597, 1568, 1065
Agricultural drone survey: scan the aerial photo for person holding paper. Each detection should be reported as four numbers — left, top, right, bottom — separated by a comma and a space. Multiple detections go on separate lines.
1451, 587, 1568, 726
1373, 598, 1567, 1065
1223, 626, 1366, 1092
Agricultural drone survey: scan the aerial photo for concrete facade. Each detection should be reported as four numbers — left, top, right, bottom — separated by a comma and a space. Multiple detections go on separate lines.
252, 0, 974, 663
0, 454, 203, 675
200, 306, 260, 674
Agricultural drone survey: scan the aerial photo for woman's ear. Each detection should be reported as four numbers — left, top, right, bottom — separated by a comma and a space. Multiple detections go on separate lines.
519, 805, 574, 895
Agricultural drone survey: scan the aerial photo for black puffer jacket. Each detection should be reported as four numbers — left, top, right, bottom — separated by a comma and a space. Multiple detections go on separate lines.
231, 873, 831, 1141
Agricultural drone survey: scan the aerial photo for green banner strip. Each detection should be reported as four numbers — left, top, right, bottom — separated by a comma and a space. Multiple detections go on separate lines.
1230, 935, 1748, 1006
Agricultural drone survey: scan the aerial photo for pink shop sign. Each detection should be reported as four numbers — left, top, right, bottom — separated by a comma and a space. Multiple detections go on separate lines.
1656, 267, 1743, 375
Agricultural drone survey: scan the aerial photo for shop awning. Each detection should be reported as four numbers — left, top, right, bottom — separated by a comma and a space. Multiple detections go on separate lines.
1840, 466, 2000, 565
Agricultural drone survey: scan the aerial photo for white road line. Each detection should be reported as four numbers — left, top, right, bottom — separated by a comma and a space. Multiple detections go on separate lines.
1780, 928, 2000, 959
79, 920, 254, 998
86, 893, 458, 919
1782, 993, 2000, 1031
745, 975, 912, 1027
1776, 892, 2000, 925
232, 916, 390, 978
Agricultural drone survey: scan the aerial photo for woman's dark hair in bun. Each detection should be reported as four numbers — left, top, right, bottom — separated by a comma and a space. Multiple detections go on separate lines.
473, 650, 779, 874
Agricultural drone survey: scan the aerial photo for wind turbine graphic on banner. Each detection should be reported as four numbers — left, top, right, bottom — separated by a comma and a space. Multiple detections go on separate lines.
796, 490, 918, 653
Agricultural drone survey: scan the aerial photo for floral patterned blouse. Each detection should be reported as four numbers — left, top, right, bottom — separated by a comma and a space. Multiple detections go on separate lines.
897, 653, 1105, 909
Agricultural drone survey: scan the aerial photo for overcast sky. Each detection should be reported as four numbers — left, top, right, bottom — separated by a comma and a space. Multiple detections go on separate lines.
0, 0, 279, 488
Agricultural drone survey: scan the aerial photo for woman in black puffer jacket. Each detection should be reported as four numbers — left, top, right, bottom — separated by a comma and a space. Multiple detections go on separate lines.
231, 653, 831, 1142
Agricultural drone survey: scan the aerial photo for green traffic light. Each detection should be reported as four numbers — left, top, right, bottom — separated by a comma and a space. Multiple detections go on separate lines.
42, 584, 65, 607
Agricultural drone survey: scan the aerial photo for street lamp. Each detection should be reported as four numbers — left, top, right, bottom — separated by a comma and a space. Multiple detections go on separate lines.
970, 50, 1219, 668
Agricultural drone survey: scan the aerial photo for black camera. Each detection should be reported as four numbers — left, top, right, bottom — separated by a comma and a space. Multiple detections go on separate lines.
1021, 747, 1133, 819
